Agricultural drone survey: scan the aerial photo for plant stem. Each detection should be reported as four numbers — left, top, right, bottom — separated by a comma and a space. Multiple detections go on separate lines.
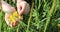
26, 2, 34, 32
44, 0, 57, 32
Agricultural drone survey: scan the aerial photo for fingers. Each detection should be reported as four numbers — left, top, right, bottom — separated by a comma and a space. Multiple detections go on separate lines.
2, 0, 25, 27
11, 21, 18, 27
11, 7, 16, 13
5, 13, 23, 27
5, 13, 18, 27
2, 1, 16, 13
2, 0, 30, 27
17, 0, 25, 15
17, 1, 30, 15
22, 2, 30, 14
5, 13, 10, 25
19, 3, 26, 15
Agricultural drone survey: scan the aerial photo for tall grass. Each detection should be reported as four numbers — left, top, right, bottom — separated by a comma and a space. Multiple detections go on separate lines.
0, 0, 60, 32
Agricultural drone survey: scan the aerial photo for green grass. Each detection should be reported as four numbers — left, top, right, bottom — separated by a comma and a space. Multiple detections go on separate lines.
0, 0, 60, 32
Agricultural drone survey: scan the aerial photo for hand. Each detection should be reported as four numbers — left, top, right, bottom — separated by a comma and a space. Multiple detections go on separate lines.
5, 12, 23, 27
2, 1, 16, 14
5, 13, 18, 27
2, 0, 23, 27
17, 0, 30, 15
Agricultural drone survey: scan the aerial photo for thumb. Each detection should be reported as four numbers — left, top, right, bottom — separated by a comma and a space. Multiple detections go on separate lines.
5, 13, 10, 25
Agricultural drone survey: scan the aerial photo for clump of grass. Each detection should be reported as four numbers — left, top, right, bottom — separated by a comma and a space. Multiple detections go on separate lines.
0, 0, 60, 32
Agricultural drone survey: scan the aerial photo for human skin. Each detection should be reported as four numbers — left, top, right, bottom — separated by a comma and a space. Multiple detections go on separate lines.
1, 0, 18, 27
1, 0, 30, 27
12, 0, 30, 15
17, 0, 30, 15
1, 0, 16, 14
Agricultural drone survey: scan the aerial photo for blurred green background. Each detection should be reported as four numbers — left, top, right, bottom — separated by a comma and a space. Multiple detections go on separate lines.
0, 0, 60, 32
